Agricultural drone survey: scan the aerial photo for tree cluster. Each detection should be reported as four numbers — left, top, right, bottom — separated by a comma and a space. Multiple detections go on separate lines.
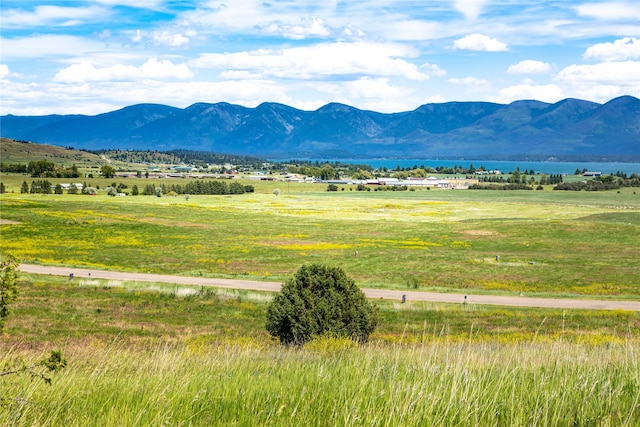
26, 160, 80, 178
469, 183, 534, 190
0, 162, 28, 173
554, 175, 639, 191
27, 180, 53, 194
139, 180, 255, 196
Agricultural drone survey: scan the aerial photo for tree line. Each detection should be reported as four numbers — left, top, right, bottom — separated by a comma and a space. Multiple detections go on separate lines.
1, 160, 81, 178
134, 180, 255, 196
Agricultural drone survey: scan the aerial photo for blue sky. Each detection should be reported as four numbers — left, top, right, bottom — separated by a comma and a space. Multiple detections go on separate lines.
1, 0, 639, 115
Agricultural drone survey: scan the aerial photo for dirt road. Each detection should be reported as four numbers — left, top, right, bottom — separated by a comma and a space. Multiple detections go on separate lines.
19, 263, 640, 311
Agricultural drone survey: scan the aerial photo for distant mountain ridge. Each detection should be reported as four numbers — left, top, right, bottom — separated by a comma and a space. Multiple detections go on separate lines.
2, 96, 639, 161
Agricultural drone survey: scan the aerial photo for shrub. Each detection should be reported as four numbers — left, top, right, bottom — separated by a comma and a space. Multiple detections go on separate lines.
327, 184, 338, 191
0, 254, 19, 332
266, 264, 378, 345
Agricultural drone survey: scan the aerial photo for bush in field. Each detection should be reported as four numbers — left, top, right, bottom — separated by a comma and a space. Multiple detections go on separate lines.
266, 264, 378, 345
0, 254, 18, 332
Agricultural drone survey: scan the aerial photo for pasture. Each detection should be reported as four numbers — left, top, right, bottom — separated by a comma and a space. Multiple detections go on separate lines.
1, 177, 639, 425
1, 178, 639, 297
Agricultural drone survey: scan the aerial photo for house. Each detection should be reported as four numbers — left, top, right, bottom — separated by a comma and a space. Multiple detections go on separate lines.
60, 183, 84, 190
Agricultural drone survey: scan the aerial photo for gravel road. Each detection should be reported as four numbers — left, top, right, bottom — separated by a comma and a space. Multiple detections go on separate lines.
19, 263, 640, 311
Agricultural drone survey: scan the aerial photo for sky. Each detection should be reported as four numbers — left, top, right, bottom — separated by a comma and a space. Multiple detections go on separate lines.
1, 0, 639, 116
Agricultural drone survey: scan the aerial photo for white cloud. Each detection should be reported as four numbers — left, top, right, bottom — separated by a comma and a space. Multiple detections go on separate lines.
420, 63, 447, 77
131, 30, 143, 43
453, 34, 508, 51
53, 58, 194, 83
491, 84, 565, 104
128, 28, 195, 47
0, 64, 11, 79
507, 60, 553, 75
191, 42, 429, 81
583, 37, 640, 61
1, 5, 108, 28
575, 2, 640, 20
258, 16, 332, 40
344, 77, 408, 100
454, 0, 489, 20
305, 77, 423, 113
494, 60, 640, 104
152, 31, 190, 47
556, 61, 640, 85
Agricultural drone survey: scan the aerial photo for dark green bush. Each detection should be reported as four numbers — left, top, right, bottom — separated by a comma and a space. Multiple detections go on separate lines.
266, 264, 378, 345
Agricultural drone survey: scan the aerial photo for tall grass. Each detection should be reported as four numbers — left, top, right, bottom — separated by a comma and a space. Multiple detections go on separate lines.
2, 339, 637, 426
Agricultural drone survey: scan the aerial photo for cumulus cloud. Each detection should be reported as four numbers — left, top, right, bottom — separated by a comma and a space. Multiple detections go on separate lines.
507, 60, 553, 74
583, 37, 640, 61
494, 60, 640, 104
53, 58, 194, 83
453, 34, 508, 51
555, 61, 640, 86
191, 42, 429, 81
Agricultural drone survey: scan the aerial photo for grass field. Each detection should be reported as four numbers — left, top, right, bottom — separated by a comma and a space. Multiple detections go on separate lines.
1, 174, 639, 425
1, 178, 639, 297
1, 274, 638, 426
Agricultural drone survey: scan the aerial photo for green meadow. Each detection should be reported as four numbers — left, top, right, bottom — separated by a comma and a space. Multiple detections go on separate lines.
1, 177, 639, 297
1, 176, 639, 425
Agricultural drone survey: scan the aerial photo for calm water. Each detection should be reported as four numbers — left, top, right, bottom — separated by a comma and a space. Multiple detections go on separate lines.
281, 159, 640, 175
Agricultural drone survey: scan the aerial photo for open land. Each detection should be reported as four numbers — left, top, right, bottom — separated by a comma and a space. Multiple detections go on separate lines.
1, 173, 639, 426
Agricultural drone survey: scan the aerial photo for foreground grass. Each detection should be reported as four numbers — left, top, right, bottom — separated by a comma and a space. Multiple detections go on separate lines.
1, 340, 638, 426
2, 275, 638, 426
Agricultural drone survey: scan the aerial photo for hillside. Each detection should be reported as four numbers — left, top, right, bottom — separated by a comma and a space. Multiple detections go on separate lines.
1, 97, 639, 161
0, 137, 103, 167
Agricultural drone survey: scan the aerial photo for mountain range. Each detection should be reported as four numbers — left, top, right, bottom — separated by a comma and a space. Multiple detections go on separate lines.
1, 96, 639, 161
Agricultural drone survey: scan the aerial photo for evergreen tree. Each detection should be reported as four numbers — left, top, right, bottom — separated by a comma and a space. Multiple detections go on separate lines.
266, 264, 378, 345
